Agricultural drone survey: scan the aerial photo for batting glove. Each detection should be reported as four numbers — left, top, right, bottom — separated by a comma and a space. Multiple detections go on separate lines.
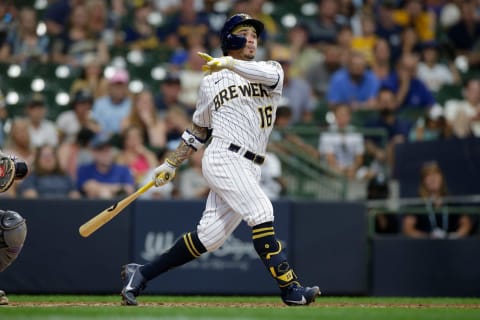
197, 52, 235, 74
153, 160, 177, 187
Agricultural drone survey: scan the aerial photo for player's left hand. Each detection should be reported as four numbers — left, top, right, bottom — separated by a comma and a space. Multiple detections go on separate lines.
152, 160, 177, 187
197, 52, 235, 74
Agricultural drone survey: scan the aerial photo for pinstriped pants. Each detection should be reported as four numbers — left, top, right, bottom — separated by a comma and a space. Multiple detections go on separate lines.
197, 137, 274, 251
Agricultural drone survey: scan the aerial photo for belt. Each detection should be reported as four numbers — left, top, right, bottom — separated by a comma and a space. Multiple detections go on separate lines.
228, 143, 265, 165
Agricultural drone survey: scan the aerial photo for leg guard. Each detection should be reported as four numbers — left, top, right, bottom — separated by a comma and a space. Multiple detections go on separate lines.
140, 231, 207, 281
252, 222, 298, 288
0, 210, 27, 272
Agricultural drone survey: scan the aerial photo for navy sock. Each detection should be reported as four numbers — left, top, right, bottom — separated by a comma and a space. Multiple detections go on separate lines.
252, 222, 298, 288
140, 231, 206, 281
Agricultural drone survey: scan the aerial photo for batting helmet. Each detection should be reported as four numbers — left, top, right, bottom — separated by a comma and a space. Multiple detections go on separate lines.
221, 13, 264, 55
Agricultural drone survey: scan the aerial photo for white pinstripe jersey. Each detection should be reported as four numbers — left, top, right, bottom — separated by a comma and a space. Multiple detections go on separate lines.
193, 60, 284, 155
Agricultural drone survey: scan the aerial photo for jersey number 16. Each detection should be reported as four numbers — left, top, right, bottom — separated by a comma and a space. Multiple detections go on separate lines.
257, 105, 273, 128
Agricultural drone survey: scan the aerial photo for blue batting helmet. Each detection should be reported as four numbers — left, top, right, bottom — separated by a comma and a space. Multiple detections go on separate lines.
221, 13, 264, 55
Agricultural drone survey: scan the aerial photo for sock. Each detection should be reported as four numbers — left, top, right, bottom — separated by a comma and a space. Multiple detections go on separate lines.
252, 222, 299, 289
140, 231, 206, 281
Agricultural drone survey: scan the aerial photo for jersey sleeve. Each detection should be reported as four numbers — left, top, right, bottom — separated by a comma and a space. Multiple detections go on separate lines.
231, 60, 283, 92
192, 77, 212, 128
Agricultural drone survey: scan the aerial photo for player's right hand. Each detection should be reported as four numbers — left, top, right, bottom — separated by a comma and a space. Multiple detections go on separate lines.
153, 160, 177, 187
197, 52, 235, 74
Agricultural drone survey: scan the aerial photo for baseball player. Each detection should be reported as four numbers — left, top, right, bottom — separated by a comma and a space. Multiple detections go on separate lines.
0, 150, 28, 305
121, 13, 320, 306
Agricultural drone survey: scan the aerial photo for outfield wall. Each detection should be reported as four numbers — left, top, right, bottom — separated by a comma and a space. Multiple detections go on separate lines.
0, 199, 479, 296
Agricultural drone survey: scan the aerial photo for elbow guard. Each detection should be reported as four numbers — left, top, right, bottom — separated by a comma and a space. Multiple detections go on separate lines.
181, 130, 206, 151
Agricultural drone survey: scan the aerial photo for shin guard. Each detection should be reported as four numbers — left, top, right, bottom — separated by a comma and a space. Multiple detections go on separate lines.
252, 222, 299, 288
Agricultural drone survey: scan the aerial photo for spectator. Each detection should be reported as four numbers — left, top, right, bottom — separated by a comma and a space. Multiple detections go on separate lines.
50, 3, 109, 68
122, 1, 161, 51
319, 104, 365, 180
70, 53, 108, 99
122, 89, 167, 149
76, 135, 135, 199
164, 106, 191, 150
382, 53, 435, 110
155, 72, 188, 116
17, 145, 80, 199
398, 25, 419, 57
0, 1, 16, 49
444, 78, 480, 138
158, 0, 210, 49
57, 127, 95, 181
285, 23, 323, 78
116, 126, 157, 186
305, 44, 342, 99
446, 0, 480, 68
370, 38, 392, 82
392, 0, 436, 42
92, 68, 132, 138
367, 173, 398, 234
3, 117, 34, 165
278, 55, 317, 124
44, 0, 84, 37
417, 41, 459, 93
308, 0, 344, 45
269, 105, 320, 160
0, 6, 49, 66
364, 87, 412, 175
351, 14, 377, 65
402, 161, 473, 239
178, 148, 209, 199
177, 45, 207, 112
375, 0, 403, 64
2, 117, 35, 197
408, 104, 451, 142
260, 151, 286, 200
56, 89, 100, 144
327, 50, 380, 110
24, 95, 59, 148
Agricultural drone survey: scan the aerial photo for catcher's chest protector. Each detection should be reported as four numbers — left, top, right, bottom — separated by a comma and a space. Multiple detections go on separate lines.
0, 210, 27, 272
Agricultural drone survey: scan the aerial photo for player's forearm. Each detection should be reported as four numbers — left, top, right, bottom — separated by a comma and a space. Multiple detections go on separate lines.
231, 60, 280, 87
166, 124, 209, 167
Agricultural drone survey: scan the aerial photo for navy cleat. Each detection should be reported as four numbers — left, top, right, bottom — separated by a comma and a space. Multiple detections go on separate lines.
281, 283, 321, 306
120, 263, 146, 306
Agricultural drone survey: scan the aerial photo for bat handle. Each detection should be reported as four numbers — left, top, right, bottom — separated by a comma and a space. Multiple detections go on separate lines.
137, 181, 155, 194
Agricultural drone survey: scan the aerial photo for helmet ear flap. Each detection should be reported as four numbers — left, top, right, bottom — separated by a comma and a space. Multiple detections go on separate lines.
225, 33, 247, 51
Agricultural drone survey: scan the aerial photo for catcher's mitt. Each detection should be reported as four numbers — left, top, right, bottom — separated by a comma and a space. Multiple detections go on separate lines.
0, 157, 15, 193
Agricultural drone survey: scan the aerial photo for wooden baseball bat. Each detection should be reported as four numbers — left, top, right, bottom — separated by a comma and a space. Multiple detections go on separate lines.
79, 180, 155, 238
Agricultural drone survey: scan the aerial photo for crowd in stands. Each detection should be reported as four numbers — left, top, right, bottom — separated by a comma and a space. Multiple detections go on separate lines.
0, 0, 479, 236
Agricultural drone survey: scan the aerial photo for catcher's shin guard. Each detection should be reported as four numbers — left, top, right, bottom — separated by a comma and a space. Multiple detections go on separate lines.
252, 222, 298, 288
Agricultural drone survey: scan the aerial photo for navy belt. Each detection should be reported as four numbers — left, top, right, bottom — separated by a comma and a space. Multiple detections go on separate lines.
228, 143, 265, 165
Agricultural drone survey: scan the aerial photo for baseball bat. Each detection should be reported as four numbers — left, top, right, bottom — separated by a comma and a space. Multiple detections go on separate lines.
79, 180, 155, 238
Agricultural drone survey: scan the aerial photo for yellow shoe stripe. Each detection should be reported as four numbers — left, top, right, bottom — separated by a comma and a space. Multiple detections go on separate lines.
187, 232, 202, 257
252, 231, 275, 240
252, 227, 274, 234
183, 234, 200, 258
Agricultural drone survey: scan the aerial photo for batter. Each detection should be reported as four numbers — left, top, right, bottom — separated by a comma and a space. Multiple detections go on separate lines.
120, 13, 320, 306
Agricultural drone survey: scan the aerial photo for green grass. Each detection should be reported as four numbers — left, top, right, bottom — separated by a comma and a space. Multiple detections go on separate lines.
1, 295, 479, 320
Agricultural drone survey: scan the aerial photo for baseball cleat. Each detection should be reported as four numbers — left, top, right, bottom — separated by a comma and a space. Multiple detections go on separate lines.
0, 290, 8, 305
281, 283, 321, 306
120, 263, 146, 306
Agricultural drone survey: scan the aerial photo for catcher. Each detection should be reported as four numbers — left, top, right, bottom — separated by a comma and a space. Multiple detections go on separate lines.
0, 150, 28, 305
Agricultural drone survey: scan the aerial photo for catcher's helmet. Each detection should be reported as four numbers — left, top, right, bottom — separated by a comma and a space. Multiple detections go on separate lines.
221, 13, 264, 55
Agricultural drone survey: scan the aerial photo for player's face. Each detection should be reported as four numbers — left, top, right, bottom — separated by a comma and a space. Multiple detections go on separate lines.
230, 25, 257, 61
